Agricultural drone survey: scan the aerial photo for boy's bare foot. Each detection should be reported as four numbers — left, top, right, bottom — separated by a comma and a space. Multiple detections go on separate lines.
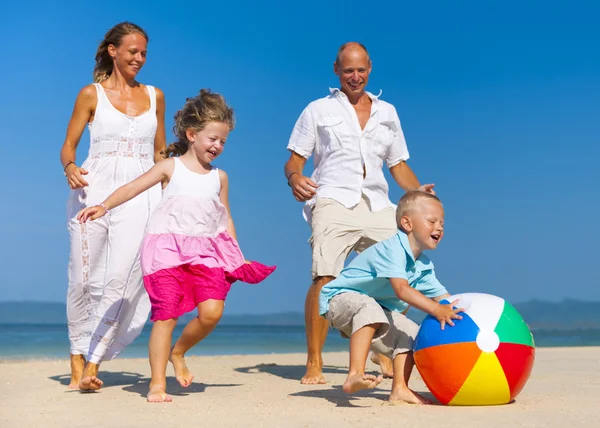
79, 363, 102, 391
343, 373, 383, 394
69, 354, 86, 389
389, 388, 433, 405
169, 352, 194, 387
301, 364, 326, 385
369, 352, 394, 378
147, 385, 172, 403
79, 376, 103, 391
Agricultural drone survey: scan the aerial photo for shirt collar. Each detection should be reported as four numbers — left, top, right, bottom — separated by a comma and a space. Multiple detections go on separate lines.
396, 230, 434, 270
328, 87, 383, 102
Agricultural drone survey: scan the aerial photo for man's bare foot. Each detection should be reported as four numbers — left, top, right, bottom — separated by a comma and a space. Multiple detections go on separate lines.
169, 352, 194, 387
69, 354, 86, 389
370, 352, 394, 379
79, 376, 103, 391
389, 388, 433, 405
147, 385, 172, 403
343, 373, 383, 394
300, 365, 326, 385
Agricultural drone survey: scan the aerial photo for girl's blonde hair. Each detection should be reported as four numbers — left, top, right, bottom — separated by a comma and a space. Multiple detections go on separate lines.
93, 22, 149, 83
163, 89, 235, 158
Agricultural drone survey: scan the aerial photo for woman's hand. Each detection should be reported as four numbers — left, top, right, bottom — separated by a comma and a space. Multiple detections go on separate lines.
65, 163, 89, 189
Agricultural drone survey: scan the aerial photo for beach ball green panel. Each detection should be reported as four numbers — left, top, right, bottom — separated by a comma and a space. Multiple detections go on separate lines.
494, 301, 535, 347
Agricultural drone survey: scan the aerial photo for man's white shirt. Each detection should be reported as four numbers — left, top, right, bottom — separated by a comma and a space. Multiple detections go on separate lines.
287, 88, 410, 222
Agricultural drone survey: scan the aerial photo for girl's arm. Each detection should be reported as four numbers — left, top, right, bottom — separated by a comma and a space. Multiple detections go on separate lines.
218, 169, 238, 240
77, 159, 173, 222
153, 87, 167, 163
60, 85, 97, 189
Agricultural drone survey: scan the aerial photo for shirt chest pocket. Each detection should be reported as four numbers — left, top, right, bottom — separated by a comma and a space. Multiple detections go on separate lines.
369, 120, 397, 158
317, 116, 350, 152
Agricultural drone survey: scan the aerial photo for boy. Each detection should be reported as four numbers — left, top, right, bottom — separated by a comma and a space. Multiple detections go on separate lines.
319, 191, 462, 404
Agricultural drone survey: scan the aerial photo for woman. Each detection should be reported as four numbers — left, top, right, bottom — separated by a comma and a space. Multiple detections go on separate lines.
59, 21, 165, 391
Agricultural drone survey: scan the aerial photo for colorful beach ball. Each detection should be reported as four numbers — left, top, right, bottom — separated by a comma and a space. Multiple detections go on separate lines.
413, 293, 535, 406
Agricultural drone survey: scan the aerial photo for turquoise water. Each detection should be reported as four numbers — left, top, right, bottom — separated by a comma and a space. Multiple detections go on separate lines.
0, 324, 599, 360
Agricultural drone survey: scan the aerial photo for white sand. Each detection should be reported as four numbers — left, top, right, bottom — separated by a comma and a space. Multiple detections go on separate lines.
1, 347, 598, 428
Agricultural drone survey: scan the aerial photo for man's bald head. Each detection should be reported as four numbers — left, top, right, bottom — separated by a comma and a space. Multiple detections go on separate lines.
334, 42, 372, 98
335, 42, 370, 65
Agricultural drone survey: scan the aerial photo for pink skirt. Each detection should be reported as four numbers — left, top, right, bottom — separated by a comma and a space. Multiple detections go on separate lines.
143, 262, 275, 321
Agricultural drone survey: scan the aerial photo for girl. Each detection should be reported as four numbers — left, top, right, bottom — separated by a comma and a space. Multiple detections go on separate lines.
60, 21, 165, 391
77, 90, 275, 402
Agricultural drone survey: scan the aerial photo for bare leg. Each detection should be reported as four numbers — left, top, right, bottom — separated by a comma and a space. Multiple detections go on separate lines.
69, 354, 86, 389
79, 362, 103, 391
301, 276, 334, 385
147, 318, 177, 403
343, 324, 383, 393
369, 352, 394, 378
388, 351, 432, 404
170, 299, 224, 388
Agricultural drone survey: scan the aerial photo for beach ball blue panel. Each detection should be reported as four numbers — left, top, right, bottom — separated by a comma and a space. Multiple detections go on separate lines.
414, 312, 480, 352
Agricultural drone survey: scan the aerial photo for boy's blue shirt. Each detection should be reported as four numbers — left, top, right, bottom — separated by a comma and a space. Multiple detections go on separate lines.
319, 229, 447, 315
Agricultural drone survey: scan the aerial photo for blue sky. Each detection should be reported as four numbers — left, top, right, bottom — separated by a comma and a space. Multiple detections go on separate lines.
0, 0, 598, 314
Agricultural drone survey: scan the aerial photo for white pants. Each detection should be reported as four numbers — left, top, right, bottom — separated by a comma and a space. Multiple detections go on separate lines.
66, 187, 156, 364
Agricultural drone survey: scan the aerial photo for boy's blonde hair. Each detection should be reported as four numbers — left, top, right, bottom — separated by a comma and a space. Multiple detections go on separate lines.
396, 191, 443, 226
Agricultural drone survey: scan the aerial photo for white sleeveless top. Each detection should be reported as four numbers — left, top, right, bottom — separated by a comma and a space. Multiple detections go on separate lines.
163, 157, 221, 198
145, 158, 229, 237
89, 83, 157, 161
71, 83, 160, 208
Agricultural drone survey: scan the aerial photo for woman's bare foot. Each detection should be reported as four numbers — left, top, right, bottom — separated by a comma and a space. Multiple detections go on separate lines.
79, 363, 103, 391
69, 354, 86, 389
147, 385, 172, 403
169, 352, 194, 387
79, 376, 103, 391
389, 388, 433, 405
342, 373, 383, 394
370, 352, 394, 378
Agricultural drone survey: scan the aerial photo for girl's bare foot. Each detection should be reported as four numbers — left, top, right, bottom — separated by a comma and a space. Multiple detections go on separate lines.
369, 352, 394, 378
169, 352, 194, 387
389, 388, 433, 404
79, 363, 102, 391
147, 385, 172, 403
342, 373, 383, 394
69, 354, 86, 389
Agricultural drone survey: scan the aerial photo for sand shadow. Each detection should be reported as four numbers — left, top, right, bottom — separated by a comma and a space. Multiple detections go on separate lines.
122, 378, 242, 398
234, 363, 347, 381
49, 371, 146, 392
289, 386, 439, 407
289, 385, 389, 408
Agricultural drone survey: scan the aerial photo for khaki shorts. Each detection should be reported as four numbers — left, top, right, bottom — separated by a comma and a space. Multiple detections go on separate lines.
310, 196, 396, 279
325, 292, 418, 359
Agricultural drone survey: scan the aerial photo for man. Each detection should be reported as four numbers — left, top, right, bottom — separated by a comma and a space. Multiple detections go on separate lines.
284, 42, 435, 384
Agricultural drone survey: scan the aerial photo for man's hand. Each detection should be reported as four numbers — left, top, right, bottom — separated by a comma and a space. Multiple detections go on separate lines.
418, 183, 436, 195
289, 174, 318, 202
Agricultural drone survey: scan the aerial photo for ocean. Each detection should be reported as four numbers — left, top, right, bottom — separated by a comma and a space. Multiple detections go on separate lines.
1, 323, 599, 360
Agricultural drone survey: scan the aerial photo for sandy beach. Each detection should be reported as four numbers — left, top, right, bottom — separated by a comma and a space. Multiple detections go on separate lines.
1, 347, 597, 427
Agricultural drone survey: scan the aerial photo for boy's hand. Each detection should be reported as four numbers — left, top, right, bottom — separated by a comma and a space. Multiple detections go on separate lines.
433, 299, 464, 330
